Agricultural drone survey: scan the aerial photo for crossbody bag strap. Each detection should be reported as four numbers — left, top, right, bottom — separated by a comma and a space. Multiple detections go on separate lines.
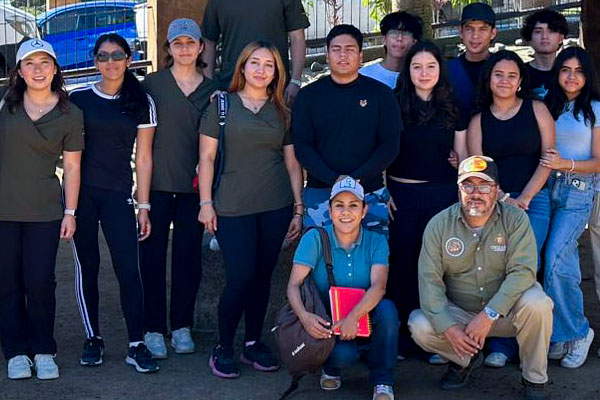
212, 92, 229, 191
304, 226, 336, 287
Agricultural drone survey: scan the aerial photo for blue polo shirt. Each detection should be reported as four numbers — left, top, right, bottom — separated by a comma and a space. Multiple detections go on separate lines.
293, 224, 389, 303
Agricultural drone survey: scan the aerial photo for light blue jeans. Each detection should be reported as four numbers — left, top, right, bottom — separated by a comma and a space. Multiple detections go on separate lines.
487, 188, 551, 358
544, 172, 595, 343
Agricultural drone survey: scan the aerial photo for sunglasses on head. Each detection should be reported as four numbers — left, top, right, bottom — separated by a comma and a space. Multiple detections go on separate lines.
96, 50, 127, 62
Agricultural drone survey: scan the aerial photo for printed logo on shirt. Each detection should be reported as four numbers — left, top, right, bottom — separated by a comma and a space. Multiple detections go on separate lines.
445, 237, 464, 257
127, 198, 134, 205
490, 234, 507, 252
359, 99, 368, 108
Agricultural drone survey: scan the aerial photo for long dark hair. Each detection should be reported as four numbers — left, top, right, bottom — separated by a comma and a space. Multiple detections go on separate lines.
395, 41, 460, 130
94, 33, 146, 114
162, 40, 207, 69
544, 46, 600, 126
476, 50, 530, 111
5, 55, 70, 114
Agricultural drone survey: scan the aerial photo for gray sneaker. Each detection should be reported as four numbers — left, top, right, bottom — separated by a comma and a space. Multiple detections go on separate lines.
484, 352, 508, 368
320, 371, 341, 391
171, 327, 195, 354
7, 355, 32, 380
34, 354, 59, 380
561, 328, 594, 368
144, 332, 167, 359
548, 342, 567, 360
373, 384, 394, 400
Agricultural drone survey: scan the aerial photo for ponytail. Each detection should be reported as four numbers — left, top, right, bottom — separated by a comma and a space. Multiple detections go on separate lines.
119, 68, 147, 115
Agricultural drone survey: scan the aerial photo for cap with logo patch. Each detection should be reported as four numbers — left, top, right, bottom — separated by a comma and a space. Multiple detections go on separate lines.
16, 39, 57, 63
457, 155, 499, 184
330, 176, 365, 201
461, 2, 496, 27
167, 18, 202, 42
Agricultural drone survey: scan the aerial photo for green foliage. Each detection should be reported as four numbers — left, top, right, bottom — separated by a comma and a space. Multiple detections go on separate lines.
450, 0, 490, 7
363, 0, 392, 23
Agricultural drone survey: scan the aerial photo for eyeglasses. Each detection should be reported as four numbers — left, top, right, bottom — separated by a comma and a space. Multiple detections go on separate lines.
96, 51, 127, 62
387, 30, 413, 39
459, 183, 496, 194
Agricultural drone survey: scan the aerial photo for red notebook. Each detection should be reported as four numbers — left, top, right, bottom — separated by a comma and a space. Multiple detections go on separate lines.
329, 286, 372, 337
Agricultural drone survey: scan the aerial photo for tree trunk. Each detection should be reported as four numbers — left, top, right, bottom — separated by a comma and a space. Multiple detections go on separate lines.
582, 0, 600, 77
395, 0, 434, 39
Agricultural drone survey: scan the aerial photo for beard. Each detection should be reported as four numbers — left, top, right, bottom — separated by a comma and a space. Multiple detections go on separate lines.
467, 207, 485, 216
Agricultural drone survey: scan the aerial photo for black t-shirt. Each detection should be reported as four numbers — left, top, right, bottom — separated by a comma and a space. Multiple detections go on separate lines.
481, 99, 541, 193
69, 85, 157, 193
387, 102, 468, 183
459, 54, 486, 88
292, 75, 402, 194
527, 63, 552, 100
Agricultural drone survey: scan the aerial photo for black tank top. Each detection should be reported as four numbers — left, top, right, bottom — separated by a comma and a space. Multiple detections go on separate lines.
481, 99, 541, 193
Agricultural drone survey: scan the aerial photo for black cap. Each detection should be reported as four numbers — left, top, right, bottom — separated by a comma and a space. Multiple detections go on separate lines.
461, 2, 496, 26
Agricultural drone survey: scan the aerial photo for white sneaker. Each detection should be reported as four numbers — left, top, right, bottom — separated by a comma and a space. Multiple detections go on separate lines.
484, 352, 508, 368
209, 236, 221, 252
428, 354, 449, 365
319, 371, 341, 391
548, 342, 567, 360
171, 327, 195, 354
7, 355, 32, 380
373, 384, 394, 400
561, 328, 594, 368
33, 354, 59, 380
144, 332, 167, 359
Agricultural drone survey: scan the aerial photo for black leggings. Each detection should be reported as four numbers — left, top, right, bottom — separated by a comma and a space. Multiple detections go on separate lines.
73, 185, 144, 342
215, 205, 292, 347
0, 220, 61, 360
387, 181, 457, 355
139, 191, 203, 334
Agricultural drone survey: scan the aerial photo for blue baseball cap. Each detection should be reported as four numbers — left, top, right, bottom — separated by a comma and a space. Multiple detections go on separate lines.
330, 177, 365, 201
167, 18, 202, 42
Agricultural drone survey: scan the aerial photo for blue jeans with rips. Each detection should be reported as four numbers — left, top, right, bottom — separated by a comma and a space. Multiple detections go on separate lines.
544, 172, 595, 343
323, 299, 399, 386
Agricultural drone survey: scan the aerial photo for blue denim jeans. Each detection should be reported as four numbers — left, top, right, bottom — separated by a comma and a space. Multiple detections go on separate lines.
487, 187, 551, 358
544, 172, 595, 343
323, 299, 399, 386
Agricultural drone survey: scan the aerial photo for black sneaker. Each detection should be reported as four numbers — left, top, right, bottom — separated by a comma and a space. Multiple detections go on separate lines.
80, 337, 105, 366
209, 344, 239, 379
523, 378, 551, 400
125, 343, 160, 373
440, 351, 483, 390
240, 342, 280, 372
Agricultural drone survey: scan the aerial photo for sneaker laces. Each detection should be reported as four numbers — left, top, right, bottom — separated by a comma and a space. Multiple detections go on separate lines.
145, 332, 164, 346
10, 355, 33, 369
135, 343, 153, 362
35, 355, 55, 369
374, 385, 393, 395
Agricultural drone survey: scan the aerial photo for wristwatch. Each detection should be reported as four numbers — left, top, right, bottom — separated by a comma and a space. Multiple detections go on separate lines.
484, 306, 500, 322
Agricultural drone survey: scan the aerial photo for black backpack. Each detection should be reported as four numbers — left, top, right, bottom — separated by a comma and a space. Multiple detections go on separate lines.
273, 226, 336, 399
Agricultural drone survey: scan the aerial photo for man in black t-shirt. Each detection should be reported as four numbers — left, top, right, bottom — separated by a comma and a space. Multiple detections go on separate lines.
292, 24, 402, 238
447, 3, 497, 119
201, 0, 309, 104
521, 9, 568, 100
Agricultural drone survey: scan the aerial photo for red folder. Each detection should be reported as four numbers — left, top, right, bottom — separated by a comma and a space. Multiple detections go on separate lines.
329, 286, 372, 337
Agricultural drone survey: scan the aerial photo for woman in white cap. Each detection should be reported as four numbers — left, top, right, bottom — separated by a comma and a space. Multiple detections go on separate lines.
69, 33, 158, 373
0, 39, 83, 380
140, 18, 219, 358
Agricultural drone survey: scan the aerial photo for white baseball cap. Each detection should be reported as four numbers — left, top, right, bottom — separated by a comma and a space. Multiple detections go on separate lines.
330, 176, 365, 201
16, 39, 57, 64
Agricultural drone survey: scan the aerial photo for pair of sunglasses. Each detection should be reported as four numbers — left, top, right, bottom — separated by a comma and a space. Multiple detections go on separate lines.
96, 51, 127, 62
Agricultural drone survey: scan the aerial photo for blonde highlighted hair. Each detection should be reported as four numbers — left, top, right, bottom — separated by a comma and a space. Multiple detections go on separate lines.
229, 41, 290, 129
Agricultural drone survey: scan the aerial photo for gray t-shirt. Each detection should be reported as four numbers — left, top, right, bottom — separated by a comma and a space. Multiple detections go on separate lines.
199, 93, 293, 216
0, 93, 84, 222
143, 69, 219, 193
202, 0, 310, 87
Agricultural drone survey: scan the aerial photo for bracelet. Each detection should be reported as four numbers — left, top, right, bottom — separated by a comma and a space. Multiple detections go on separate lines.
289, 79, 302, 87
199, 200, 214, 206
137, 203, 151, 211
64, 209, 76, 216
500, 193, 510, 202
569, 158, 575, 172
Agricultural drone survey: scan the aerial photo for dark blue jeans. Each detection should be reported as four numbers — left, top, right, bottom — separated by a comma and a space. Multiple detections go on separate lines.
323, 299, 398, 386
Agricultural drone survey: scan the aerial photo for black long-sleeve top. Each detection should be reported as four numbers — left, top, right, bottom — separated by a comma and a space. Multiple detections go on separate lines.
292, 75, 402, 193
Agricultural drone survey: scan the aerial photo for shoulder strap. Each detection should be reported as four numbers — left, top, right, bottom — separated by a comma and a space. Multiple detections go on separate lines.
217, 92, 229, 127
212, 93, 229, 191
304, 226, 336, 287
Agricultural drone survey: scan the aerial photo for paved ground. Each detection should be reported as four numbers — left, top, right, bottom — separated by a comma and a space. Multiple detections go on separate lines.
1, 230, 600, 400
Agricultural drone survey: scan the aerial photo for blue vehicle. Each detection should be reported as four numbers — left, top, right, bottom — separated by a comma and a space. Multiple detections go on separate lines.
37, 1, 141, 70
